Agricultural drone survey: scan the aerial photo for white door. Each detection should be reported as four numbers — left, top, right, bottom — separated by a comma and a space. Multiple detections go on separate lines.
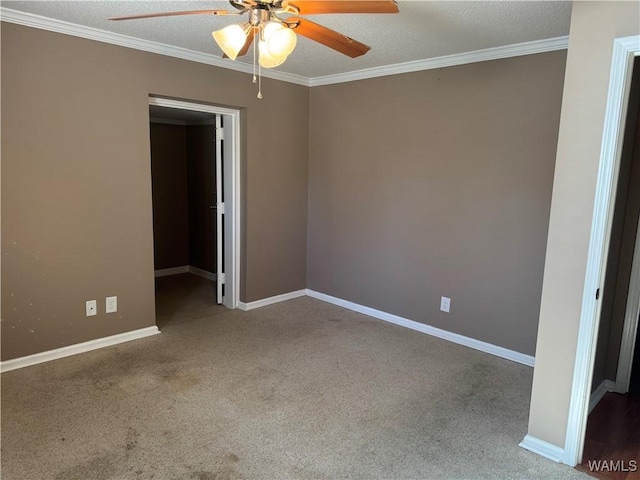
215, 115, 224, 305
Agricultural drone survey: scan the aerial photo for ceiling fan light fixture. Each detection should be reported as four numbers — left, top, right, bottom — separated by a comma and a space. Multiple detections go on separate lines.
107, 0, 399, 99
262, 21, 297, 58
258, 39, 288, 68
212, 23, 249, 60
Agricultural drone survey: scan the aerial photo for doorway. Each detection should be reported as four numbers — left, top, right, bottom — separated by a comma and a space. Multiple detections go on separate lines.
577, 56, 640, 478
562, 35, 640, 469
148, 97, 240, 322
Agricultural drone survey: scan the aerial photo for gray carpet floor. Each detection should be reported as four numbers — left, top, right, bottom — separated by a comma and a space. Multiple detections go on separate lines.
1, 274, 588, 480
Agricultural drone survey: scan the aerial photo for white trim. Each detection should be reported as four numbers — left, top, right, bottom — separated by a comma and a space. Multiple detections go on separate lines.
563, 35, 640, 468
215, 114, 224, 305
0, 326, 160, 373
154, 266, 189, 277
148, 97, 241, 310
519, 435, 565, 463
0, 8, 309, 87
236, 288, 535, 366
221, 110, 241, 310
589, 379, 616, 413
615, 208, 640, 393
305, 289, 535, 367
149, 97, 239, 117
189, 266, 217, 282
238, 290, 307, 311
1, 8, 568, 88
309, 36, 569, 86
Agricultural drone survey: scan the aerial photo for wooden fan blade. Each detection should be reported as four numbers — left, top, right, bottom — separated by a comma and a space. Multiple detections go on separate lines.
109, 10, 231, 21
223, 29, 257, 58
287, 17, 370, 58
236, 29, 257, 57
284, 0, 398, 15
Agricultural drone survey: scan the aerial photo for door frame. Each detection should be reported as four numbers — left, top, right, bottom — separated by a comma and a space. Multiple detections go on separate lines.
563, 35, 640, 467
148, 96, 241, 310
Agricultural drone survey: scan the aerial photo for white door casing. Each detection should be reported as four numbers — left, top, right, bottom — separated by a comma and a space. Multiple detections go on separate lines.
215, 114, 224, 304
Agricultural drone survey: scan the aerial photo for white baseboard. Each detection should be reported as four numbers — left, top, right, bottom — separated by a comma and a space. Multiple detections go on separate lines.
188, 266, 216, 281
519, 435, 565, 463
305, 289, 535, 367
0, 326, 160, 373
236, 288, 535, 366
589, 379, 615, 413
238, 290, 307, 311
154, 265, 216, 281
154, 266, 189, 277
4, 285, 534, 376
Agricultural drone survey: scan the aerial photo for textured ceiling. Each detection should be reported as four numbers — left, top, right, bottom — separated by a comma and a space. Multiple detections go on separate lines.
2, 1, 572, 79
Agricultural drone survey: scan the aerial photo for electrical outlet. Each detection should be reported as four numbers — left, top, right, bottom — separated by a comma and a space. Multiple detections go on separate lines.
106, 296, 117, 314
86, 300, 97, 317
440, 296, 451, 313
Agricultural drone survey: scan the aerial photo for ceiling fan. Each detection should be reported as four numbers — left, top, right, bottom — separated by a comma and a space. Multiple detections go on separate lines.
109, 1, 399, 69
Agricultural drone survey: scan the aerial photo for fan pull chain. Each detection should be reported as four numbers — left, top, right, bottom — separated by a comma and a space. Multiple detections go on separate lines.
252, 30, 257, 84
250, 26, 262, 99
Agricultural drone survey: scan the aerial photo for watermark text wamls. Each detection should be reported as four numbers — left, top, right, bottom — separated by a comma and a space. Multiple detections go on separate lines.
587, 460, 637, 472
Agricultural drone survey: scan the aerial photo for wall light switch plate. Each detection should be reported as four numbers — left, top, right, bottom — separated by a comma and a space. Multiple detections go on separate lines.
106, 296, 117, 314
440, 296, 451, 313
86, 300, 97, 317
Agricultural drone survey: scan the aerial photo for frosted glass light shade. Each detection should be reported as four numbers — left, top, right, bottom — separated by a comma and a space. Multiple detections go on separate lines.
258, 40, 287, 68
263, 22, 297, 58
212, 24, 248, 60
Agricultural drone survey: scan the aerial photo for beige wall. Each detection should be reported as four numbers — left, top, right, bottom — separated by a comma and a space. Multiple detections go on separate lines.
307, 51, 567, 355
1, 23, 309, 360
527, 0, 640, 448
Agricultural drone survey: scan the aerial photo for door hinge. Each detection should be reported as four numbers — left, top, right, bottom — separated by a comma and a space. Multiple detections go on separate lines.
216, 127, 224, 141
219, 273, 226, 284
218, 202, 225, 214
596, 288, 600, 300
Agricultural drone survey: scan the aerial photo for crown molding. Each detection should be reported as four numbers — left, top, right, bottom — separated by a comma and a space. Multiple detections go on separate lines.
1, 7, 568, 88
0, 8, 311, 87
309, 35, 569, 86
